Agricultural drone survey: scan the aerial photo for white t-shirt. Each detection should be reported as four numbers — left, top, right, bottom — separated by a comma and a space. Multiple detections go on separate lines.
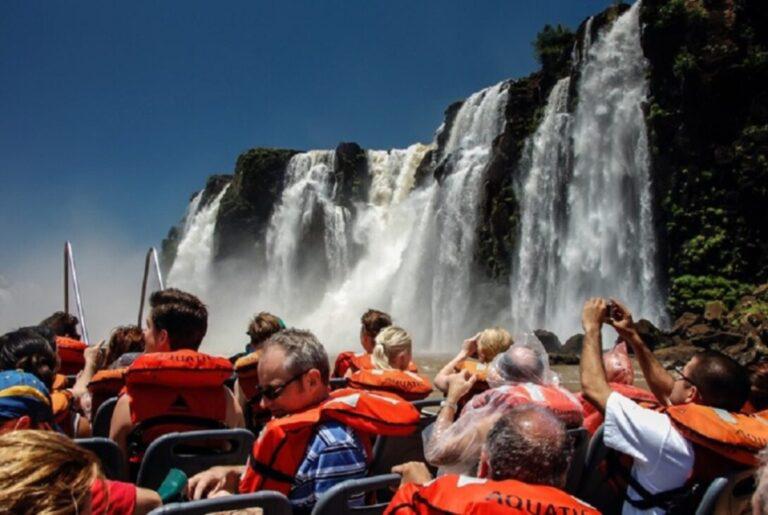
604, 392, 695, 515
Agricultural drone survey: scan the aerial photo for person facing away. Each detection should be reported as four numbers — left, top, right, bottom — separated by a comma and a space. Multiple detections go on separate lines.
385, 405, 599, 514
424, 337, 582, 476
109, 288, 243, 465
0, 429, 161, 515
345, 326, 432, 401
332, 308, 399, 377
580, 297, 756, 515
187, 329, 370, 514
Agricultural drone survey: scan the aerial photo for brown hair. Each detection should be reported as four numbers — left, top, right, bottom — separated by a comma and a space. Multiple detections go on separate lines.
0, 430, 101, 514
749, 361, 768, 412
360, 309, 392, 339
689, 350, 750, 412
149, 288, 208, 350
105, 325, 145, 366
39, 311, 80, 340
247, 312, 283, 348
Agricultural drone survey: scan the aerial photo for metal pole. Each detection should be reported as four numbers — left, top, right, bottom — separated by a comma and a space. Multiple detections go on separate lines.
64, 241, 90, 344
138, 247, 165, 327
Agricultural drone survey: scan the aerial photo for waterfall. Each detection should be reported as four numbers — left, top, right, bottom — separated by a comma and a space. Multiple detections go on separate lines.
167, 185, 230, 295
511, 2, 665, 339
428, 82, 509, 345
265, 150, 348, 313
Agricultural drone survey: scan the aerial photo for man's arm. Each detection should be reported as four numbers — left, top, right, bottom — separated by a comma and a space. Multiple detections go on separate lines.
434, 334, 480, 393
607, 299, 675, 405
580, 298, 613, 413
223, 386, 245, 428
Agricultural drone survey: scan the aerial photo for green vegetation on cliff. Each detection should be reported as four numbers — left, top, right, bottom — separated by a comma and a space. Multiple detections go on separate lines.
641, 0, 768, 317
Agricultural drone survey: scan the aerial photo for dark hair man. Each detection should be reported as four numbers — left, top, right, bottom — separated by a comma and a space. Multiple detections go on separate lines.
109, 289, 242, 465
385, 405, 598, 514
580, 297, 757, 514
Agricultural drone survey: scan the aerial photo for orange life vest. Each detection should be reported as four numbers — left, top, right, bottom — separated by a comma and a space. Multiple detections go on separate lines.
384, 474, 600, 515
124, 350, 233, 459
665, 403, 768, 467
56, 336, 87, 375
334, 351, 419, 377
239, 388, 420, 495
580, 383, 660, 435
348, 369, 433, 401
87, 369, 126, 416
456, 360, 489, 381
468, 383, 584, 428
52, 373, 73, 391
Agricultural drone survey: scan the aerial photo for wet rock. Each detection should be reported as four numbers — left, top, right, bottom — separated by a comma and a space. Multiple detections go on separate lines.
670, 312, 702, 335
534, 329, 561, 353
704, 301, 726, 326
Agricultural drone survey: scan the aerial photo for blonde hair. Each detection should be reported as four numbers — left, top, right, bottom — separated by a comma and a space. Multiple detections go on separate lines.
371, 326, 412, 370
477, 327, 513, 363
0, 430, 101, 514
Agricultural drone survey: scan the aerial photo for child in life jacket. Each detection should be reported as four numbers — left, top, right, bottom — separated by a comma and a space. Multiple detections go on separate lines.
581, 297, 764, 515
579, 341, 659, 434
0, 370, 55, 433
345, 326, 432, 401
333, 309, 418, 377
109, 288, 244, 470
187, 329, 420, 514
424, 334, 582, 476
385, 405, 599, 515
433, 327, 513, 403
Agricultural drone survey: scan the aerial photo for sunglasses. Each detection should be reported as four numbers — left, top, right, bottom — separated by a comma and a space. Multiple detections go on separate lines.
255, 370, 307, 401
672, 366, 700, 391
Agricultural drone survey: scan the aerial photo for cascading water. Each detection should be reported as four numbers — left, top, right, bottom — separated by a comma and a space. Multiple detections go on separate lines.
427, 81, 509, 346
511, 2, 665, 339
265, 150, 348, 313
167, 185, 230, 295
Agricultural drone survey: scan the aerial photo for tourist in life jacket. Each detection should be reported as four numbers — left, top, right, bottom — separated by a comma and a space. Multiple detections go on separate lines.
333, 308, 417, 377
0, 369, 55, 433
424, 335, 583, 475
188, 329, 417, 513
69, 325, 145, 423
0, 429, 162, 515
40, 310, 88, 375
433, 327, 512, 398
233, 311, 284, 433
109, 288, 244, 465
345, 326, 432, 400
579, 341, 659, 434
580, 297, 760, 515
0, 328, 75, 427
385, 405, 599, 515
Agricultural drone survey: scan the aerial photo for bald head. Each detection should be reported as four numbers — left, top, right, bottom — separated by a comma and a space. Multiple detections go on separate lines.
486, 405, 572, 487
494, 345, 545, 384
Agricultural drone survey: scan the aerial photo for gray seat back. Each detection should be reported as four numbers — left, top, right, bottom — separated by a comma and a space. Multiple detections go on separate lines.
148, 491, 291, 515
136, 428, 254, 490
311, 473, 401, 515
92, 396, 118, 438
76, 437, 127, 481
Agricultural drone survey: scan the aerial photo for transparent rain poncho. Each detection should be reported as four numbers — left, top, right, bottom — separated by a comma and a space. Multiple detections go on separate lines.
423, 334, 572, 475
602, 341, 634, 385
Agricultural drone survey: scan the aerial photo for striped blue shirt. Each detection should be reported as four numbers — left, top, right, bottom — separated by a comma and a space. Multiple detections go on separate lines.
288, 420, 368, 513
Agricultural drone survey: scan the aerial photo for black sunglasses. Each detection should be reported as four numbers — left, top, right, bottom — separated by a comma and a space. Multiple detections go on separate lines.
672, 366, 700, 391
255, 370, 308, 401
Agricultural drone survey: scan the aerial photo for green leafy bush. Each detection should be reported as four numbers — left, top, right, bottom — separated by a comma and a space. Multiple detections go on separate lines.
669, 274, 753, 314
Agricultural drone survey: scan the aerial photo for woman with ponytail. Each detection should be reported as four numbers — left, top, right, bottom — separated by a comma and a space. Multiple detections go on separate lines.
347, 326, 432, 401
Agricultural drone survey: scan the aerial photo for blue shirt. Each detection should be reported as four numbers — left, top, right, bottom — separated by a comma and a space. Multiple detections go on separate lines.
288, 420, 368, 512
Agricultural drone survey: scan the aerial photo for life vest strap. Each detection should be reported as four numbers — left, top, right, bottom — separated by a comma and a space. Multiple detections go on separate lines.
622, 463, 698, 511
247, 458, 297, 486
127, 414, 227, 457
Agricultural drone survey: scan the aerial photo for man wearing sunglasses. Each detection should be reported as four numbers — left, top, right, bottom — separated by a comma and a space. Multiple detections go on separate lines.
188, 329, 368, 513
580, 297, 752, 515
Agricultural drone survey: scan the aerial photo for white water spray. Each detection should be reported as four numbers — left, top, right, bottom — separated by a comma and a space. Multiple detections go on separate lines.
167, 185, 230, 295
511, 2, 664, 339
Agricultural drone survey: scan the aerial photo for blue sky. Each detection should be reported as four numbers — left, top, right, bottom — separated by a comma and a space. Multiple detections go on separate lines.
1, 0, 611, 268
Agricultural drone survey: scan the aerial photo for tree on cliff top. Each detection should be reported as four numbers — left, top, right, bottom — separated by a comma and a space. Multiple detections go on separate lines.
533, 24, 575, 76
